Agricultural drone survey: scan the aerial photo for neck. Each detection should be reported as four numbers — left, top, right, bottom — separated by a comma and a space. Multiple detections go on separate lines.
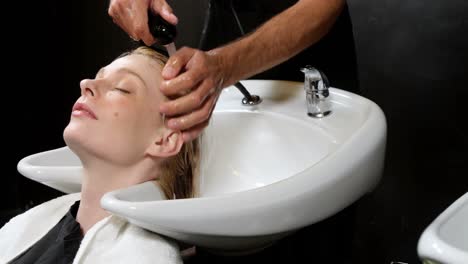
76, 157, 158, 234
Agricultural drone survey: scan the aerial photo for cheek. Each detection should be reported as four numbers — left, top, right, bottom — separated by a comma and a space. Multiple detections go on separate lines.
104, 94, 160, 136
109, 107, 134, 123
105, 94, 132, 120
105, 99, 146, 138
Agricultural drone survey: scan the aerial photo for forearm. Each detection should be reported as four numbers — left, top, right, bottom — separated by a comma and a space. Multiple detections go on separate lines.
210, 0, 344, 87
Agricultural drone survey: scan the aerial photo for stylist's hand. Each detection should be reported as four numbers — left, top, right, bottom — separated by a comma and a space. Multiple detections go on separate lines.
108, 0, 178, 45
160, 47, 229, 142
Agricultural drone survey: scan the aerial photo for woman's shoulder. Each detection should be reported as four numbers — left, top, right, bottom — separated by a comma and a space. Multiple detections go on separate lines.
0, 193, 81, 263
1, 192, 80, 228
5, 193, 80, 224
76, 215, 183, 263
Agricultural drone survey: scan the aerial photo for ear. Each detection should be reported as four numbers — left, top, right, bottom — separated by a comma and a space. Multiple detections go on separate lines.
146, 129, 184, 158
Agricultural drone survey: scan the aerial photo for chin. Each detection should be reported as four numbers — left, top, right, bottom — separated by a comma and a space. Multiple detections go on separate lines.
63, 122, 93, 159
63, 123, 119, 164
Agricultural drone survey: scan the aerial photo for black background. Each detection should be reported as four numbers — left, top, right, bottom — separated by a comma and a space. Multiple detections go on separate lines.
2, 0, 467, 263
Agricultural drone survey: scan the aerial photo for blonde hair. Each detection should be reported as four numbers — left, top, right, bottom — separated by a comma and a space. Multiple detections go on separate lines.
123, 46, 200, 199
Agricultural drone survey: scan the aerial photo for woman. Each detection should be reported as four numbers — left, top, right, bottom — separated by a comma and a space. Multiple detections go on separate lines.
0, 46, 200, 263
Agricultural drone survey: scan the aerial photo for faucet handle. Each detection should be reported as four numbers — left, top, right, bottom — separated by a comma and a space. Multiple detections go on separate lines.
318, 69, 330, 89
300, 66, 330, 95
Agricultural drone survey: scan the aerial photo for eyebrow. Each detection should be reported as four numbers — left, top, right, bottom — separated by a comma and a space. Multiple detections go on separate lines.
96, 67, 147, 88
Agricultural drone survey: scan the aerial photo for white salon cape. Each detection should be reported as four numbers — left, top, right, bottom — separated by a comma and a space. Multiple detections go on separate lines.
0, 193, 183, 264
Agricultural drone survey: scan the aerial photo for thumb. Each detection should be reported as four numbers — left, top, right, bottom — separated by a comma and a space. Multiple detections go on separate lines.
162, 48, 195, 79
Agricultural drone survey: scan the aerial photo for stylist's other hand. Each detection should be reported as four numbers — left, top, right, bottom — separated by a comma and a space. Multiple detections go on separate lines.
108, 0, 178, 45
159, 47, 229, 142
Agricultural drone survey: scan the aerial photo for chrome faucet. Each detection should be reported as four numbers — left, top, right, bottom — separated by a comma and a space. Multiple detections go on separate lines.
301, 66, 332, 118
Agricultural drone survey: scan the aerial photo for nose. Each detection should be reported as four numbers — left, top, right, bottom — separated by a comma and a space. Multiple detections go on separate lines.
80, 79, 96, 97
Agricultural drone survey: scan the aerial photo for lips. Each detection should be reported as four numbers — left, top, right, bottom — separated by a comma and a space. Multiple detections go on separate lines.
72, 102, 98, 120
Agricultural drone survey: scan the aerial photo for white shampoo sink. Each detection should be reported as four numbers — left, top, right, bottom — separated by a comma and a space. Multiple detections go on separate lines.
418, 192, 468, 264
17, 80, 387, 254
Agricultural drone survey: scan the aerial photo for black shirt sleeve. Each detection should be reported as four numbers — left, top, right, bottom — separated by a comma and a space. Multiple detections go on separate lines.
10, 201, 83, 264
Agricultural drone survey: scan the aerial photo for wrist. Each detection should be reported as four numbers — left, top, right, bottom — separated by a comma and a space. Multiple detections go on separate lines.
207, 46, 237, 89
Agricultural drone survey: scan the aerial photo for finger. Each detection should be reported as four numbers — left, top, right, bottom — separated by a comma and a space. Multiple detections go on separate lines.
160, 71, 202, 97
181, 94, 219, 142
159, 79, 216, 115
166, 92, 217, 131
136, 20, 155, 46
108, 0, 123, 20
109, 0, 152, 43
109, 2, 135, 38
181, 120, 209, 142
151, 0, 178, 25
132, 4, 154, 45
111, 17, 131, 38
161, 47, 196, 79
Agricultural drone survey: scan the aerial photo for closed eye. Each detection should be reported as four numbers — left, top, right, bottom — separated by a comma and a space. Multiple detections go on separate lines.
115, 88, 131, 94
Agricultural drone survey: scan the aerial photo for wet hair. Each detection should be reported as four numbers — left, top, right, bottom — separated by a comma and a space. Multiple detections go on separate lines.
122, 46, 200, 199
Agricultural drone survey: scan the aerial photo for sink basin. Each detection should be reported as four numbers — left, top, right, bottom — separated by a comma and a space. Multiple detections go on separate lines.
417, 192, 468, 264
17, 80, 387, 254
17, 147, 82, 194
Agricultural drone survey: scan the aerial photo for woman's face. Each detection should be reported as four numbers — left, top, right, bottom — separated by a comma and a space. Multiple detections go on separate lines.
63, 54, 165, 165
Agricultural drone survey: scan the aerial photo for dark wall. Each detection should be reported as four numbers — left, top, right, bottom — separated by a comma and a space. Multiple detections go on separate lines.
348, 0, 468, 262
2, 0, 468, 263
